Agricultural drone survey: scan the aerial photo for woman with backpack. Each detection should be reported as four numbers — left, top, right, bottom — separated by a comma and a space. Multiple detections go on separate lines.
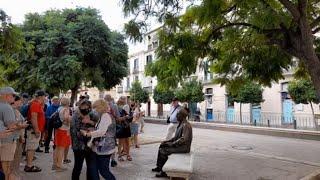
52, 97, 71, 171
80, 99, 116, 180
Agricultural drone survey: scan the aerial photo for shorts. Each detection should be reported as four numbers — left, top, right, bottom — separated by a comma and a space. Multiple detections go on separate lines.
0, 141, 17, 161
54, 129, 71, 148
130, 123, 139, 135
26, 130, 41, 151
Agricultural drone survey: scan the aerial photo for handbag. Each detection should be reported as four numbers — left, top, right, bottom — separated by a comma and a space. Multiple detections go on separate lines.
167, 106, 179, 124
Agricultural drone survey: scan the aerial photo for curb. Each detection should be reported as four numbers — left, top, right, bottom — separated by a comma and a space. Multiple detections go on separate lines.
144, 118, 320, 141
300, 169, 320, 180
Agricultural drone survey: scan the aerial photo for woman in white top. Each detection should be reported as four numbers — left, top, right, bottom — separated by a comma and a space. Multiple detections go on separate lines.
53, 97, 71, 171
81, 99, 116, 180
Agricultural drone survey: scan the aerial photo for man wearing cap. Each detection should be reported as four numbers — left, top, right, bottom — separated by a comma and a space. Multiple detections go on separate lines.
0, 87, 22, 179
152, 107, 193, 178
44, 96, 60, 153
25, 90, 46, 172
165, 97, 181, 140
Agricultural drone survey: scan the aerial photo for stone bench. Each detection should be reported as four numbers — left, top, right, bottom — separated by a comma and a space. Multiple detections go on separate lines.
163, 152, 194, 180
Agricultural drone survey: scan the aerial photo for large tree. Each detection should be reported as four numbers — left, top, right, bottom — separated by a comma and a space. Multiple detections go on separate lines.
288, 79, 319, 129
0, 10, 25, 87
10, 8, 128, 104
121, 0, 320, 99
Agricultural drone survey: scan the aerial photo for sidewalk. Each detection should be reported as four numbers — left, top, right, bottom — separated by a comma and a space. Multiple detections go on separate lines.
18, 123, 320, 180
144, 117, 320, 141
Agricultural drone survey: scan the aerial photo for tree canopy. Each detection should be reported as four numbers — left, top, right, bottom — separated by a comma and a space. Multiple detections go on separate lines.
288, 79, 319, 129
0, 9, 25, 87
228, 82, 264, 105
7, 8, 128, 102
121, 0, 320, 98
153, 86, 175, 104
288, 79, 319, 104
175, 78, 204, 103
129, 81, 149, 103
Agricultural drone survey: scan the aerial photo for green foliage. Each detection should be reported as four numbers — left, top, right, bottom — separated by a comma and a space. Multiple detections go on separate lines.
0, 9, 25, 87
227, 81, 264, 104
175, 79, 204, 103
121, 0, 320, 94
9, 8, 128, 96
129, 81, 149, 103
153, 86, 175, 104
288, 79, 319, 104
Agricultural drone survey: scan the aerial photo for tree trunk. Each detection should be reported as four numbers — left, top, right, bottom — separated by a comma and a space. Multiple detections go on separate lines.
297, 15, 320, 100
240, 103, 242, 124
249, 103, 253, 124
70, 86, 79, 107
157, 103, 163, 117
279, 10, 320, 100
310, 102, 318, 130
147, 100, 151, 116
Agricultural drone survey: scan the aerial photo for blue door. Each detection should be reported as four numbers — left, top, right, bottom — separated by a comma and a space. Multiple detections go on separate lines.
282, 99, 293, 123
227, 107, 235, 123
252, 106, 261, 123
206, 109, 214, 121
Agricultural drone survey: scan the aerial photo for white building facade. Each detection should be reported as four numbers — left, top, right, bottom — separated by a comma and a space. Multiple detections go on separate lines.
108, 28, 320, 130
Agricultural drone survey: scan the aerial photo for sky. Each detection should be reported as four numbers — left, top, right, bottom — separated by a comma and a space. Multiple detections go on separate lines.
1, 0, 144, 53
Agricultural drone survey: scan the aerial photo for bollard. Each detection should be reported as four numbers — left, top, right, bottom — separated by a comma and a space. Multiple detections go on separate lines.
293, 119, 297, 129
267, 119, 270, 127
254, 119, 257, 126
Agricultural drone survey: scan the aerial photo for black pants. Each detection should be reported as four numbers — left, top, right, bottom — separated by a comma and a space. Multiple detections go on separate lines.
156, 144, 175, 170
72, 149, 100, 180
44, 122, 54, 150
156, 144, 189, 170
96, 154, 116, 180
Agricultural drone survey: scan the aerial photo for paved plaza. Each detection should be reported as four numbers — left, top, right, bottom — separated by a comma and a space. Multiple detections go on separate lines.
18, 123, 320, 180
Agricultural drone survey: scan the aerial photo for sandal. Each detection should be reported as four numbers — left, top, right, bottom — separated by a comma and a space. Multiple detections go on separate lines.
127, 155, 132, 161
24, 165, 42, 172
118, 155, 125, 161
63, 159, 72, 164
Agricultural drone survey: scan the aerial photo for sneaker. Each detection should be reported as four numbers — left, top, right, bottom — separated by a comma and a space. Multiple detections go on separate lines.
35, 147, 43, 153
155, 171, 168, 178
152, 167, 161, 172
63, 159, 71, 164
111, 159, 117, 167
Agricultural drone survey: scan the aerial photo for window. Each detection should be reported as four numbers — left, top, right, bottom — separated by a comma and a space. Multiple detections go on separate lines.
135, 76, 139, 81
152, 41, 159, 48
146, 55, 153, 64
134, 59, 139, 71
206, 88, 213, 95
126, 78, 130, 90
281, 82, 288, 92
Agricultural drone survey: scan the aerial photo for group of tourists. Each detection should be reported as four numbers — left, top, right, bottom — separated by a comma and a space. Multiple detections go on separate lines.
0, 86, 145, 180
0, 85, 193, 180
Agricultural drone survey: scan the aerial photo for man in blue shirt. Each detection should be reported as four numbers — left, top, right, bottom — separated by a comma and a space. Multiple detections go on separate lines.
44, 96, 60, 153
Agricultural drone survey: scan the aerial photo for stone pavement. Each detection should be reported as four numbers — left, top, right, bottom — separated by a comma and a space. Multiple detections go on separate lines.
18, 123, 320, 180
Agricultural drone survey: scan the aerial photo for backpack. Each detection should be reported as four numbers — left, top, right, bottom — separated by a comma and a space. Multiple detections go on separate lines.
50, 111, 62, 129
20, 104, 30, 118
